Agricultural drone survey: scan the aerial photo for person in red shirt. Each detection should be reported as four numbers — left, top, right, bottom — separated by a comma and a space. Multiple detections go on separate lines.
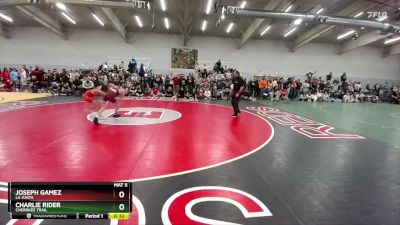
289, 79, 298, 100
172, 74, 181, 100
1, 68, 12, 92
151, 84, 161, 98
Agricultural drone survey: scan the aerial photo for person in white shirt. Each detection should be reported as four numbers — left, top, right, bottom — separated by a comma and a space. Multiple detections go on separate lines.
82, 77, 94, 92
19, 69, 27, 85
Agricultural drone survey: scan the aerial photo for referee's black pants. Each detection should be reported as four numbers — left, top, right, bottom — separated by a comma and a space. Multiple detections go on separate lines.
231, 96, 240, 114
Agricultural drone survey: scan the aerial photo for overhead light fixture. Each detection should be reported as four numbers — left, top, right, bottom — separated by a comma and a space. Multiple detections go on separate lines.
354, 12, 364, 18
201, 20, 207, 31
240, 1, 247, 9
56, 3, 67, 10
384, 36, 400, 45
206, 0, 213, 15
0, 13, 13, 23
135, 15, 143, 28
92, 13, 104, 26
316, 8, 324, 15
376, 16, 388, 21
260, 25, 271, 36
61, 12, 76, 25
293, 18, 303, 26
226, 22, 234, 33
337, 30, 355, 40
160, 0, 166, 11
285, 5, 293, 13
284, 27, 297, 38
164, 17, 170, 29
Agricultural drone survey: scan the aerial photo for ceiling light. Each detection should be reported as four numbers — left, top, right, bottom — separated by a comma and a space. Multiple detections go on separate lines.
0, 13, 13, 23
61, 12, 76, 25
226, 22, 234, 33
384, 36, 400, 45
56, 3, 67, 10
164, 17, 170, 29
260, 25, 271, 36
376, 16, 388, 21
240, 1, 247, 9
316, 8, 324, 15
337, 30, 355, 40
92, 13, 104, 26
135, 15, 143, 28
284, 27, 297, 37
293, 18, 303, 26
160, 0, 166, 11
206, 0, 213, 15
201, 20, 207, 31
354, 12, 364, 18
285, 5, 293, 13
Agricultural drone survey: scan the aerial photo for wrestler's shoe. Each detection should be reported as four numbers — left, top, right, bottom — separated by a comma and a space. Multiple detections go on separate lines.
112, 113, 121, 118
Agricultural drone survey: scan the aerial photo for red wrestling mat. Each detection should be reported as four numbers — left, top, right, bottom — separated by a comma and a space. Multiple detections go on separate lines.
0, 100, 273, 182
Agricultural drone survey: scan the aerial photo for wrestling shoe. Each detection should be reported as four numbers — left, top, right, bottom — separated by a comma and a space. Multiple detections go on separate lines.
93, 117, 99, 125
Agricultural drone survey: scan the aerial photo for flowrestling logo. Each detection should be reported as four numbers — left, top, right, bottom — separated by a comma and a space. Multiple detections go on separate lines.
246, 106, 365, 139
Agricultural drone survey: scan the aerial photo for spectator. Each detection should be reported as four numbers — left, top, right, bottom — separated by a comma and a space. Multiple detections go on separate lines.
72, 77, 82, 96
82, 77, 94, 92
391, 88, 399, 104
10, 68, 20, 91
139, 63, 145, 77
288, 79, 297, 100
172, 74, 181, 100
258, 77, 267, 98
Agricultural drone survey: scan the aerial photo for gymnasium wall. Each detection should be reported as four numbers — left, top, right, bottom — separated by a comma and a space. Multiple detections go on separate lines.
0, 26, 399, 84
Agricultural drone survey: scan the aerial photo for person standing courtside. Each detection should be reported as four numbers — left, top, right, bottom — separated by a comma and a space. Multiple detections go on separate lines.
231, 71, 245, 117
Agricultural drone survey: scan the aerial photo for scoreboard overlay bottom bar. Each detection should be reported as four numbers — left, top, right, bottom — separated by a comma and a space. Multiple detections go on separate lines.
11, 213, 129, 220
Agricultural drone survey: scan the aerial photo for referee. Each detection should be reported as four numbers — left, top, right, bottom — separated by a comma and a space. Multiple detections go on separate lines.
231, 70, 245, 117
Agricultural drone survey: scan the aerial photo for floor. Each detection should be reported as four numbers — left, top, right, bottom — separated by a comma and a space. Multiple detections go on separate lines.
0, 96, 399, 225
0, 92, 50, 103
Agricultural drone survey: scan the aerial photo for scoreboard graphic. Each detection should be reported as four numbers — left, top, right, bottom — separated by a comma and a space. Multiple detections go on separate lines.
8, 182, 132, 220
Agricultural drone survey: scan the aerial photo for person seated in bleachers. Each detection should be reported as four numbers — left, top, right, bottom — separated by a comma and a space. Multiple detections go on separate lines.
61, 82, 72, 96
391, 88, 399, 104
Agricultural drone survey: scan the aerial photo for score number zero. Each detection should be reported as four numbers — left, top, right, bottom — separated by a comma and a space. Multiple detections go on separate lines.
118, 191, 126, 211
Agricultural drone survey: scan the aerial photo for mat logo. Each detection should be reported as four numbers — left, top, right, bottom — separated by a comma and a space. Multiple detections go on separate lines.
162, 186, 272, 224
247, 107, 365, 139
114, 110, 163, 119
87, 107, 182, 126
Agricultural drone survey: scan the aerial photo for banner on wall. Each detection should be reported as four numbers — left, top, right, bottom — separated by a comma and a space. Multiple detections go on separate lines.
171, 48, 198, 69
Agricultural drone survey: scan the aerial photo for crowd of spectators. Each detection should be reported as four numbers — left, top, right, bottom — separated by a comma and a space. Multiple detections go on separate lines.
246, 72, 400, 104
0, 60, 399, 105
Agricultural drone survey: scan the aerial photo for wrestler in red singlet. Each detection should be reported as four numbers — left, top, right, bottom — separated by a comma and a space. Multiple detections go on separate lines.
103, 87, 120, 104
83, 89, 95, 103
